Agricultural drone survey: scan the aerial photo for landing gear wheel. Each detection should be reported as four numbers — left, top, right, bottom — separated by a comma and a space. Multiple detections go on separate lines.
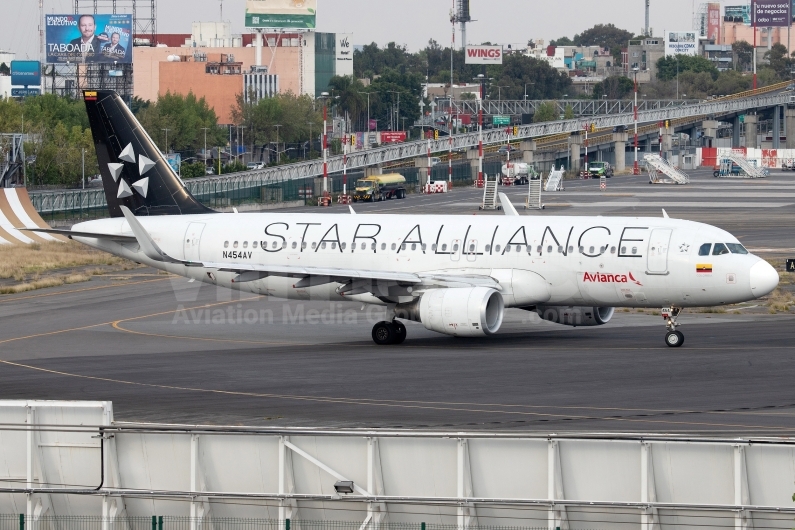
665, 330, 685, 348
392, 320, 407, 344
372, 321, 396, 345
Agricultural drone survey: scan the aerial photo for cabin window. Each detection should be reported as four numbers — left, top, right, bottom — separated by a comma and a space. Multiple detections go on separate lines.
322, 242, 327, 250
589, 246, 595, 254
484, 245, 490, 252
371, 243, 376, 251
233, 241, 239, 249
391, 243, 397, 251
253, 241, 258, 249
311, 242, 317, 250
712, 243, 730, 256
513, 246, 519, 253
421, 244, 427, 251
578, 246, 584, 254
631, 246, 638, 254
381, 243, 386, 250
242, 241, 248, 249
302, 242, 307, 250
272, 242, 278, 249
412, 243, 417, 251
506, 245, 511, 253
495, 245, 500, 252
292, 242, 297, 249
537, 245, 542, 253
453, 244, 459, 252
558, 246, 563, 253
547, 245, 553, 254
698, 243, 712, 256
401, 243, 406, 251
568, 246, 574, 254
610, 246, 616, 254
442, 244, 448, 251
282, 241, 287, 249
224, 241, 229, 248
621, 246, 627, 254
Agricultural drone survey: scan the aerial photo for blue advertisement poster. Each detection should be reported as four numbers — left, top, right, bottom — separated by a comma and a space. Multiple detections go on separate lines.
46, 14, 132, 64
10, 61, 42, 87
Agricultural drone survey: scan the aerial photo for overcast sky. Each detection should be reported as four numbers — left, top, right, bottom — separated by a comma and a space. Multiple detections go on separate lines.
3, 0, 709, 61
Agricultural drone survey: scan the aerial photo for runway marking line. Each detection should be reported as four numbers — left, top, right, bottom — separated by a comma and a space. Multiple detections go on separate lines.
0, 277, 170, 304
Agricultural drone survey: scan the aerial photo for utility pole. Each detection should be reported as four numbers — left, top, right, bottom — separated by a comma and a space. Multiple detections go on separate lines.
274, 124, 282, 164
201, 127, 210, 168
162, 129, 170, 154
633, 68, 640, 175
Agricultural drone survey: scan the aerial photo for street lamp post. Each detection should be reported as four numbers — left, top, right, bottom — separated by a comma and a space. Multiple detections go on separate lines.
274, 125, 281, 164
162, 128, 170, 154
495, 85, 508, 102
239, 126, 246, 165
633, 68, 640, 175
319, 92, 330, 204
475, 74, 486, 187
357, 91, 372, 141
201, 127, 210, 168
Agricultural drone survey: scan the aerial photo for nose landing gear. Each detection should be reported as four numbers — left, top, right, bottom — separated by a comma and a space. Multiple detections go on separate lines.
372, 320, 407, 345
662, 307, 684, 347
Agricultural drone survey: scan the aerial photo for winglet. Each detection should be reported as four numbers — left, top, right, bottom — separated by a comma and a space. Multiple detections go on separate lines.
662, 209, 670, 219
498, 193, 519, 216
120, 205, 182, 263
349, 205, 356, 215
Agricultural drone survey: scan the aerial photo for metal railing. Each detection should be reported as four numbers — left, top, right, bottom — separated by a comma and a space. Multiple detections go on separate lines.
0, 516, 551, 530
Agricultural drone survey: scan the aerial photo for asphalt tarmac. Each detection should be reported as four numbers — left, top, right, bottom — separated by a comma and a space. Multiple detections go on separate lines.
1, 168, 794, 434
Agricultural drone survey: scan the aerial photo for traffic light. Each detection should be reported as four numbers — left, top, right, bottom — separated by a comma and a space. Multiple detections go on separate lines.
350, 135, 356, 146
434, 129, 439, 140
665, 120, 670, 129
590, 123, 596, 133
513, 126, 519, 136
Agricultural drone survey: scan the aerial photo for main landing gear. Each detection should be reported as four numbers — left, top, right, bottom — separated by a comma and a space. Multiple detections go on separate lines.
372, 320, 407, 345
662, 307, 684, 348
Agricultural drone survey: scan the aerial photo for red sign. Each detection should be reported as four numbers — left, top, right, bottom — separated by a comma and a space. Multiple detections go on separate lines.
380, 131, 407, 144
707, 2, 721, 41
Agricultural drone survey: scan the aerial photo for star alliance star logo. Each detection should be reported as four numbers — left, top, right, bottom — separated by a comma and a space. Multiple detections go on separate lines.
107, 143, 153, 199
679, 243, 690, 253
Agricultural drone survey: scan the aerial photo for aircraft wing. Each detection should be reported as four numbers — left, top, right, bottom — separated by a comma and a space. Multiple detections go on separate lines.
200, 261, 423, 284
21, 227, 137, 242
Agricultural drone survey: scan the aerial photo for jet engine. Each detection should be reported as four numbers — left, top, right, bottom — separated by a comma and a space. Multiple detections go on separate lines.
536, 306, 615, 327
396, 287, 504, 337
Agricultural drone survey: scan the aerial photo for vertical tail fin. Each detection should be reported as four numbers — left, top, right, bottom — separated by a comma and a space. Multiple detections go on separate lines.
83, 89, 215, 217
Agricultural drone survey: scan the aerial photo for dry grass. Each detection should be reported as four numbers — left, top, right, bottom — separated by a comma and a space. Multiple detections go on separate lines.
0, 240, 133, 280
0, 273, 92, 295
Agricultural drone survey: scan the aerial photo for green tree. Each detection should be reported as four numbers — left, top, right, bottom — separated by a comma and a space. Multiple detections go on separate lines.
563, 105, 574, 119
137, 91, 226, 154
533, 102, 558, 123
763, 43, 793, 80
487, 55, 572, 100
0, 63, 9, 76
573, 24, 635, 63
656, 54, 719, 81
732, 40, 753, 71
180, 162, 207, 179
592, 76, 635, 99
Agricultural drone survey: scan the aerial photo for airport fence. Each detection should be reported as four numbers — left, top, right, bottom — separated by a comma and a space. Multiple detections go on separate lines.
0, 516, 553, 530
26, 160, 497, 222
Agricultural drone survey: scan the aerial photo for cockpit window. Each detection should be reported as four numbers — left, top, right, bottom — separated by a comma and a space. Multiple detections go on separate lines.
712, 243, 730, 256
726, 243, 749, 255
698, 243, 712, 256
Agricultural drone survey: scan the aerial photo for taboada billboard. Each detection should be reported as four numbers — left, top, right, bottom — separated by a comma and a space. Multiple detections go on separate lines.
46, 14, 132, 64
245, 0, 317, 29
465, 45, 503, 65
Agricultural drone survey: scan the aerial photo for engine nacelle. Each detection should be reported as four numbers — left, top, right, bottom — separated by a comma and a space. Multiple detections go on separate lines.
536, 306, 615, 327
397, 287, 505, 337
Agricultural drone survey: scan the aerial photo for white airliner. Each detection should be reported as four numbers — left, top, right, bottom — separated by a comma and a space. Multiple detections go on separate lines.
28, 91, 780, 348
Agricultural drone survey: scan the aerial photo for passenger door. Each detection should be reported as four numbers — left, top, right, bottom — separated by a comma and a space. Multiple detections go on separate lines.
647, 228, 672, 274
183, 222, 205, 262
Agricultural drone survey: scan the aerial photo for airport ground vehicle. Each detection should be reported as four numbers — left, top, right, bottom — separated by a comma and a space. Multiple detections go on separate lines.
714, 160, 742, 177
587, 161, 614, 178
352, 173, 407, 202
782, 159, 795, 171
247, 162, 265, 170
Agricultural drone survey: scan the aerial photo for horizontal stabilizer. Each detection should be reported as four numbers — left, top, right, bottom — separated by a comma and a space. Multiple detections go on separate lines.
21, 227, 137, 242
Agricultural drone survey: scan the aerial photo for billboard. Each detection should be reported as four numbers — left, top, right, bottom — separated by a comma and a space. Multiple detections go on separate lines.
752, 0, 791, 26
465, 45, 503, 65
380, 132, 407, 144
45, 14, 132, 64
707, 3, 721, 41
10, 61, 41, 87
245, 0, 317, 29
665, 31, 698, 56
335, 33, 353, 77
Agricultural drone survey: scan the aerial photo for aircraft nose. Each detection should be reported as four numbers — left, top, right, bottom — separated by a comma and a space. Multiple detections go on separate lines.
749, 260, 779, 298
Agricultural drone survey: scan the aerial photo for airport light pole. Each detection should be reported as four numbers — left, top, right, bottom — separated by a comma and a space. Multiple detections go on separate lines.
319, 92, 330, 204
162, 128, 170, 154
633, 68, 640, 175
358, 91, 372, 142
239, 126, 246, 164
495, 85, 508, 102
201, 127, 210, 168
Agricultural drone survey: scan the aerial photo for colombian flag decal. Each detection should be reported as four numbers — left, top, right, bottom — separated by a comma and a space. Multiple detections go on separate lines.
696, 264, 713, 274
84, 91, 97, 101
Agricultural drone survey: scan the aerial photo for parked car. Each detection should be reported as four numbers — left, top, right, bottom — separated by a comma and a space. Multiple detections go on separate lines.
497, 145, 515, 154
783, 159, 795, 171
612, 125, 628, 133
430, 157, 442, 167
247, 162, 265, 170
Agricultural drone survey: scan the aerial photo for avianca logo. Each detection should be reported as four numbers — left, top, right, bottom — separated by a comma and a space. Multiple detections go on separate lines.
583, 272, 643, 286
